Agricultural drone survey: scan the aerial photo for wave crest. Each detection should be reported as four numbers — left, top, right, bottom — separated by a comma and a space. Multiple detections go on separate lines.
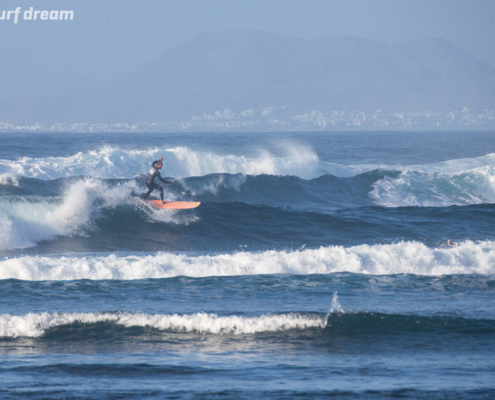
0, 311, 326, 338
1, 240, 495, 281
0, 144, 329, 182
371, 154, 495, 207
0, 179, 194, 251
4, 147, 495, 209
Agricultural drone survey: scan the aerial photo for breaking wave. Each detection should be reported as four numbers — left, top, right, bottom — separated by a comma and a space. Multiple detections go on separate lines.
0, 144, 369, 182
0, 311, 327, 338
2, 308, 493, 339
2, 146, 495, 209
371, 153, 495, 207
0, 173, 18, 186
0, 179, 194, 251
1, 240, 495, 281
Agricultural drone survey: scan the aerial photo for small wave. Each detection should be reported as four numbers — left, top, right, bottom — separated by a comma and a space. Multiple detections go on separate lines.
181, 173, 247, 195
371, 153, 495, 207
0, 311, 326, 338
326, 312, 495, 336
179, 171, 389, 208
2, 310, 493, 339
2, 240, 495, 281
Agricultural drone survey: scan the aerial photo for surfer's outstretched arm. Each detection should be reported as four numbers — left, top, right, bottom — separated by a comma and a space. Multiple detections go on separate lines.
159, 176, 173, 185
156, 170, 172, 185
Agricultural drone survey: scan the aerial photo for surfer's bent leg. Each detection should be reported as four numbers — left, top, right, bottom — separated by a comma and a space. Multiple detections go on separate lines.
143, 184, 155, 199
144, 183, 163, 200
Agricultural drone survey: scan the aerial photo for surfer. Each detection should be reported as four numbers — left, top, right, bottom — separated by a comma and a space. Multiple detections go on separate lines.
143, 157, 172, 203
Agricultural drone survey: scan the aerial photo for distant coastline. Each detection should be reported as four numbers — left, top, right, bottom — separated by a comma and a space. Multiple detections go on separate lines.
1, 31, 494, 131
1, 107, 493, 132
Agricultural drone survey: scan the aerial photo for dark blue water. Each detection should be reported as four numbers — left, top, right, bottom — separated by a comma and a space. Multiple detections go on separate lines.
1, 131, 495, 399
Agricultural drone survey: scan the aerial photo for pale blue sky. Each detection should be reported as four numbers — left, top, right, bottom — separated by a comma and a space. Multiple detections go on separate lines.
1, 0, 494, 98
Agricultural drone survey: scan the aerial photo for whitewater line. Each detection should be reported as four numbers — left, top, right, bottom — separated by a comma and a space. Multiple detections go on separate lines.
1, 240, 495, 281
0, 311, 327, 338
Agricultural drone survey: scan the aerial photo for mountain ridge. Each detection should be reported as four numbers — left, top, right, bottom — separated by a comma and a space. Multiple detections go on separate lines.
1, 30, 495, 127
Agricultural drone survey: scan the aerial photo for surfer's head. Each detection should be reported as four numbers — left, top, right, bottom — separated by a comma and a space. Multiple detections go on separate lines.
157, 162, 163, 169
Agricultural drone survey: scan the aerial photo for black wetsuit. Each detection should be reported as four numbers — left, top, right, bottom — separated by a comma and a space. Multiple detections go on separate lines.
143, 160, 171, 201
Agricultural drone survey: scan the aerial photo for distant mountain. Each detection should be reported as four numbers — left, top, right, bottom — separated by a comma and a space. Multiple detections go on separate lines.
1, 30, 495, 128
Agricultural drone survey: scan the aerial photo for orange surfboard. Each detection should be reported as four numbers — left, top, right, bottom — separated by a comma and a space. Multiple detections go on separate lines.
145, 200, 201, 209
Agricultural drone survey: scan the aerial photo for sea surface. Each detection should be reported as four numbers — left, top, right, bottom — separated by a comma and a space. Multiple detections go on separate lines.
1, 131, 495, 399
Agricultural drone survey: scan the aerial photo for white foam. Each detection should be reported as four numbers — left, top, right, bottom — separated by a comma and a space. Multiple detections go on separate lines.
0, 145, 318, 182
0, 173, 18, 186
0, 311, 326, 338
0, 147, 155, 182
0, 144, 389, 186
0, 211, 35, 251
1, 241, 494, 281
371, 154, 495, 207
330, 292, 343, 313
3, 144, 495, 207
181, 174, 247, 195
0, 179, 189, 251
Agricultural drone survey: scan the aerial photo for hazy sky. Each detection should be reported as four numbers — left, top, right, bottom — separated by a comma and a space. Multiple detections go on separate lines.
1, 0, 494, 99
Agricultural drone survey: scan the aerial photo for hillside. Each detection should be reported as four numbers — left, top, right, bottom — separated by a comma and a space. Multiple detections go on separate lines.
1, 31, 495, 129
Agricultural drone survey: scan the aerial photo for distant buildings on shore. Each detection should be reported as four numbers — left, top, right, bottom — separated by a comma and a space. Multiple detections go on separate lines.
2, 107, 493, 133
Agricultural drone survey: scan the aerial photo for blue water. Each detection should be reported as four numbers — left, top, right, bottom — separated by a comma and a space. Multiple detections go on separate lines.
1, 131, 495, 399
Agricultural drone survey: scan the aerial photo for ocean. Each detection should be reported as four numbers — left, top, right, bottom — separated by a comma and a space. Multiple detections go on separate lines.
1, 131, 495, 399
